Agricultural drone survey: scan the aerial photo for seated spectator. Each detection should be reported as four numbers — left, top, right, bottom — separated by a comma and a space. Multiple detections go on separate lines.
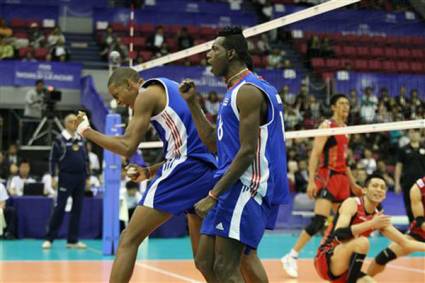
307, 35, 321, 59
279, 85, 296, 107
5, 144, 20, 166
267, 47, 283, 69
28, 22, 46, 48
395, 85, 410, 118
204, 91, 220, 123
360, 86, 378, 123
101, 27, 116, 49
0, 19, 12, 38
360, 148, 377, 175
410, 89, 423, 118
320, 37, 334, 58
177, 27, 193, 50
0, 37, 14, 60
21, 50, 37, 62
147, 25, 167, 55
7, 160, 36, 196
0, 182, 16, 239
287, 160, 298, 191
47, 27, 66, 48
378, 87, 391, 109
375, 160, 395, 189
284, 107, 302, 130
49, 38, 69, 62
348, 89, 360, 123
376, 101, 392, 123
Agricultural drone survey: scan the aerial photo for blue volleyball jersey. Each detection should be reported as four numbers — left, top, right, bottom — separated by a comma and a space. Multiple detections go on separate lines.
142, 78, 216, 166
215, 72, 289, 206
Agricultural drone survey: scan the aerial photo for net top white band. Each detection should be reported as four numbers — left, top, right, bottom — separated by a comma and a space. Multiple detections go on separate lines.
137, 119, 425, 149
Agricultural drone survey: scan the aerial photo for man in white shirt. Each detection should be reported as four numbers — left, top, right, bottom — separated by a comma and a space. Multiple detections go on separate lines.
7, 160, 36, 196
24, 79, 45, 119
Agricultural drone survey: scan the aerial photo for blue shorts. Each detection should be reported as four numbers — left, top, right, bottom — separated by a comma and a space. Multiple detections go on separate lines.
200, 181, 275, 249
140, 157, 216, 215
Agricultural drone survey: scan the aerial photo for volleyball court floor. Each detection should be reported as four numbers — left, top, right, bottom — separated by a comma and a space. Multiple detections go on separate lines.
1, 233, 424, 282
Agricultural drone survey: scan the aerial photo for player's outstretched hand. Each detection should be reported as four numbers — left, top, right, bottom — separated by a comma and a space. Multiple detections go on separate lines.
194, 196, 216, 218
76, 111, 91, 136
125, 164, 151, 182
179, 79, 197, 103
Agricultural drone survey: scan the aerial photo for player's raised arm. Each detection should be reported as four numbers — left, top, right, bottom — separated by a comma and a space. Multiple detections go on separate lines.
179, 79, 217, 152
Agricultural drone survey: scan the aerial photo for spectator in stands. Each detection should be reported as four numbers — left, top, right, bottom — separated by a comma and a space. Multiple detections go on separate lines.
360, 86, 378, 123
307, 35, 320, 59
28, 22, 46, 49
0, 19, 12, 38
47, 26, 66, 48
204, 91, 220, 123
284, 107, 302, 130
22, 50, 37, 62
24, 79, 45, 120
101, 26, 116, 50
5, 144, 20, 166
147, 25, 167, 55
355, 165, 368, 187
410, 89, 423, 119
320, 37, 334, 58
376, 101, 392, 123
87, 142, 101, 175
0, 37, 14, 60
375, 160, 395, 189
378, 87, 391, 109
294, 85, 309, 114
43, 114, 90, 249
177, 27, 193, 50
49, 38, 70, 62
395, 85, 410, 118
360, 148, 377, 175
7, 160, 35, 196
279, 85, 296, 107
267, 47, 284, 69
0, 182, 16, 239
287, 160, 297, 192
349, 89, 360, 123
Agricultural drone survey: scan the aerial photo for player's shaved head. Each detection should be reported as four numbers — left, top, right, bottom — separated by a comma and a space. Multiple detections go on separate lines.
108, 67, 139, 87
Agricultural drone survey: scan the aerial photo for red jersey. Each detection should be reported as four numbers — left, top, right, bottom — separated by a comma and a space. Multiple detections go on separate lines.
319, 197, 378, 250
319, 120, 349, 173
409, 177, 425, 240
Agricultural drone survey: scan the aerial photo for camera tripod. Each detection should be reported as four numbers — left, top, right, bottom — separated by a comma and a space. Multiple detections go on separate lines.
27, 115, 64, 146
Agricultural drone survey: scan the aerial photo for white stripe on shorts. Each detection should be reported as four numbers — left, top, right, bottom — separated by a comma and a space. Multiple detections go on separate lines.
143, 157, 187, 208
229, 185, 251, 241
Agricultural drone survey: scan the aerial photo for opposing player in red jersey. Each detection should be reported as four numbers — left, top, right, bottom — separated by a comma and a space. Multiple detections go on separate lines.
282, 94, 363, 278
367, 176, 425, 276
314, 174, 425, 283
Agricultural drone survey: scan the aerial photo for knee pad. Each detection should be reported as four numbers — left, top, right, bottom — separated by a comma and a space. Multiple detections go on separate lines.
305, 215, 327, 236
375, 248, 397, 266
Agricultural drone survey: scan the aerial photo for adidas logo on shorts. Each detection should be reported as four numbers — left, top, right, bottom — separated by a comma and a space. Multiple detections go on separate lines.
216, 222, 224, 231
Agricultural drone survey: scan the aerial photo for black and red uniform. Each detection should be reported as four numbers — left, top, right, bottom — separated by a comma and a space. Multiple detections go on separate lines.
314, 197, 378, 282
315, 119, 350, 203
408, 177, 425, 242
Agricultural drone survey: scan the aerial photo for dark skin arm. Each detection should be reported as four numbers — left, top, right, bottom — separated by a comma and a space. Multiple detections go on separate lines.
195, 84, 267, 217
76, 86, 159, 159
179, 80, 217, 152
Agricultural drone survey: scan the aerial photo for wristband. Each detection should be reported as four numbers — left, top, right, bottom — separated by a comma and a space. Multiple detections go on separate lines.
77, 114, 91, 136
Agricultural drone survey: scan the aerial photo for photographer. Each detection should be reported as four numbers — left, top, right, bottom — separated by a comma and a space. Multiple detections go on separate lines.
24, 79, 45, 119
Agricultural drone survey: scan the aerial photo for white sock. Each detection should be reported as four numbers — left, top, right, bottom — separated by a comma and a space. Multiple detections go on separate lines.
289, 249, 299, 258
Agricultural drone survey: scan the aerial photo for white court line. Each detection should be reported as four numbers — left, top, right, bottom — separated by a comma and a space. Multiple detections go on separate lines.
387, 263, 425, 274
135, 262, 202, 283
